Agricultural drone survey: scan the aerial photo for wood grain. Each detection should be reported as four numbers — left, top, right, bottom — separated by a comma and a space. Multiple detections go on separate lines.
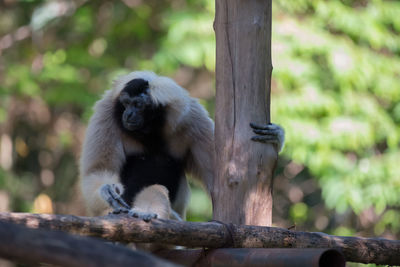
213, 0, 277, 226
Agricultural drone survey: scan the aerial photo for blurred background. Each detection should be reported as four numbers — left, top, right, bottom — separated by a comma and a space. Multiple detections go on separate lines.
0, 0, 399, 259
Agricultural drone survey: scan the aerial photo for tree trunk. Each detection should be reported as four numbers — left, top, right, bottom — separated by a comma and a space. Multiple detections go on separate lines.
213, 0, 277, 225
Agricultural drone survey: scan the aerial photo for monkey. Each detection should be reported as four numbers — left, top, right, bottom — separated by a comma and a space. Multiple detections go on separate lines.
79, 71, 285, 224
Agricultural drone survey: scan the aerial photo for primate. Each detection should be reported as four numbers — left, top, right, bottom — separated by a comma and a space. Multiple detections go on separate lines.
80, 71, 284, 223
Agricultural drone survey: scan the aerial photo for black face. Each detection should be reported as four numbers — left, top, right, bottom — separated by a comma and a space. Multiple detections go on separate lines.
114, 79, 165, 145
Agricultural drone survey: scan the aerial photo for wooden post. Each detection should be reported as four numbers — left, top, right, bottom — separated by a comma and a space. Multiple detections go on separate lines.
213, 0, 277, 226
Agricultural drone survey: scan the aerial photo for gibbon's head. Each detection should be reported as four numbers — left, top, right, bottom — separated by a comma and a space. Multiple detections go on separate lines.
113, 78, 165, 135
112, 71, 191, 134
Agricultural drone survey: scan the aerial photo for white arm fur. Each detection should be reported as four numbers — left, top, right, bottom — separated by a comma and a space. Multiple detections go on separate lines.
80, 89, 125, 215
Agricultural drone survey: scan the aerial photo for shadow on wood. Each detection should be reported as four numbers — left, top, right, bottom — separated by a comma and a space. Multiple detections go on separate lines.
156, 248, 345, 267
0, 221, 179, 267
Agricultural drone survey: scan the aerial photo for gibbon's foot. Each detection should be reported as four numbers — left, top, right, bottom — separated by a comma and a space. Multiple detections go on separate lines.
250, 122, 285, 152
100, 184, 130, 214
128, 208, 158, 222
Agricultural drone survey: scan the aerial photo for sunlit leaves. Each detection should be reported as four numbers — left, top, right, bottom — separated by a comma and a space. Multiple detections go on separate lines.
5, 65, 40, 96
290, 202, 309, 223
73, 7, 93, 34
272, 0, 400, 232
155, 11, 215, 71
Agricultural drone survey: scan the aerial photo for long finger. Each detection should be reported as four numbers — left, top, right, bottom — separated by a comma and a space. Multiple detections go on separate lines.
252, 129, 280, 136
250, 122, 273, 130
251, 135, 278, 143
108, 187, 130, 209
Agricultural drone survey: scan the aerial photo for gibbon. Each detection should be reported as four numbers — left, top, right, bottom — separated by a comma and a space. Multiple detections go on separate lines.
80, 71, 285, 223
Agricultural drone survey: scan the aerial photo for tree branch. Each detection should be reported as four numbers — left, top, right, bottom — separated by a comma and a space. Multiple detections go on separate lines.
0, 220, 179, 267
0, 212, 399, 265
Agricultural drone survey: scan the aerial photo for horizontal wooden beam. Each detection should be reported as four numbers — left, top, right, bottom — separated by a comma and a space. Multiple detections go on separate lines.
0, 212, 399, 265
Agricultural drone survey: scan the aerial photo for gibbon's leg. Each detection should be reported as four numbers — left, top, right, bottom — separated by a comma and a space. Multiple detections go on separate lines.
132, 185, 175, 251
250, 122, 285, 152
128, 185, 171, 222
100, 184, 131, 214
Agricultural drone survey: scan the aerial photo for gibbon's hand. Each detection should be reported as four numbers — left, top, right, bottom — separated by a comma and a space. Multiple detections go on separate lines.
100, 184, 130, 214
128, 208, 158, 222
250, 122, 285, 152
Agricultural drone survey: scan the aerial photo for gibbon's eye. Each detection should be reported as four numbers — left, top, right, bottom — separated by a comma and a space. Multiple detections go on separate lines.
119, 93, 131, 107
123, 99, 130, 106
132, 99, 146, 110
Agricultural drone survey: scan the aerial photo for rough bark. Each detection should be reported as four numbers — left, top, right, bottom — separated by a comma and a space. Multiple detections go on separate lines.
1, 212, 399, 265
213, 0, 277, 226
0, 220, 179, 267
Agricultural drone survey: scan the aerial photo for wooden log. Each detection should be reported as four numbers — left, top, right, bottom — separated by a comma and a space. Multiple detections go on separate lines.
156, 248, 345, 267
213, 0, 277, 226
0, 212, 399, 265
0, 220, 179, 267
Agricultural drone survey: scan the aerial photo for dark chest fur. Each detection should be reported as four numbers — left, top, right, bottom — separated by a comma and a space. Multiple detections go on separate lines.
120, 152, 185, 204
117, 108, 186, 205
115, 78, 186, 205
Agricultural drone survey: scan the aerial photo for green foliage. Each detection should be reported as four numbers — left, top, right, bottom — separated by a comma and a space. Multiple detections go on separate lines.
272, 0, 400, 228
290, 202, 309, 223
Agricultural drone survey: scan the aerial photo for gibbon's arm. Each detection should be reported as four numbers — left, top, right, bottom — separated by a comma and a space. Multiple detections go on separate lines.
80, 90, 127, 216
184, 99, 215, 192
182, 100, 285, 194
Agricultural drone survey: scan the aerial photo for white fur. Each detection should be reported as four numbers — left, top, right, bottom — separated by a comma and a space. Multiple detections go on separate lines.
79, 71, 215, 220
80, 171, 122, 216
